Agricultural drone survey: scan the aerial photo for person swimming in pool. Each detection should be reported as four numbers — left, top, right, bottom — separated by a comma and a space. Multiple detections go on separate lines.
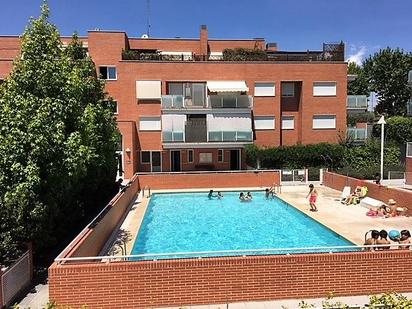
246, 192, 253, 200
239, 192, 246, 201
217, 191, 223, 199
208, 190, 216, 199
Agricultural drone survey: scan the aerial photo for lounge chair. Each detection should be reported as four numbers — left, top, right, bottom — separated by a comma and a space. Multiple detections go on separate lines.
360, 197, 385, 210
340, 186, 351, 201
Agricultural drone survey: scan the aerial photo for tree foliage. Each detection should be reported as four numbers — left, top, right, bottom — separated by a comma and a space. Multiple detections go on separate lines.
362, 48, 412, 116
373, 116, 412, 147
347, 62, 369, 96
0, 3, 119, 265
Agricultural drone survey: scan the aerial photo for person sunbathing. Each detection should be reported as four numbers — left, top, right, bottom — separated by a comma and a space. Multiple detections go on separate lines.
344, 186, 362, 205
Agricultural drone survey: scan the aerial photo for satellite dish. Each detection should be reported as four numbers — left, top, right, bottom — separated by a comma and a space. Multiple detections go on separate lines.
141, 34, 149, 39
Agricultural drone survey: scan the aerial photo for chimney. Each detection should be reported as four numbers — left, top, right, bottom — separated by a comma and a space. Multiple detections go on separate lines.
200, 25, 208, 56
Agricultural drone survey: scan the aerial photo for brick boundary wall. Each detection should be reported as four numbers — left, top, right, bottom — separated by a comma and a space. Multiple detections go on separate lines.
323, 172, 412, 216
49, 250, 412, 309
63, 174, 140, 258
137, 171, 280, 190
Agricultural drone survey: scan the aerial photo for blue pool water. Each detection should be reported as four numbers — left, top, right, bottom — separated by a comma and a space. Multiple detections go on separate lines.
131, 191, 354, 259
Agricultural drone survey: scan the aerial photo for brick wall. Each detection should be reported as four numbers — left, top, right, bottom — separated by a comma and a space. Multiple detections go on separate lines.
406, 157, 412, 185
0, 267, 3, 308
49, 250, 412, 309
65, 174, 139, 258
323, 172, 412, 215
137, 170, 280, 190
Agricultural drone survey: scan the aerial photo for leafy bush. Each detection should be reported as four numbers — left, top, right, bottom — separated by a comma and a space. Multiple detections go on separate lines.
373, 116, 412, 146
222, 48, 268, 61
347, 112, 376, 126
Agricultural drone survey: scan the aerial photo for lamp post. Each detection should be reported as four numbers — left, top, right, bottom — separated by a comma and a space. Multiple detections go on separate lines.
377, 116, 386, 180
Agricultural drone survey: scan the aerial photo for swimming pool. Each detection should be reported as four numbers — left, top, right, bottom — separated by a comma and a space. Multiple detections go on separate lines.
131, 191, 354, 259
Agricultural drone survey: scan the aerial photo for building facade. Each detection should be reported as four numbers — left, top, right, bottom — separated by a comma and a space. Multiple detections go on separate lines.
0, 26, 348, 179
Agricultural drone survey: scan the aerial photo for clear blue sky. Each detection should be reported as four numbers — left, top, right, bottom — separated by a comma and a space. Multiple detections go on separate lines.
1, 0, 411, 64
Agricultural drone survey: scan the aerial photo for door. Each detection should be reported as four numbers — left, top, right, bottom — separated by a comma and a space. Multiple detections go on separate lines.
230, 149, 240, 170
171, 150, 181, 172
151, 151, 161, 172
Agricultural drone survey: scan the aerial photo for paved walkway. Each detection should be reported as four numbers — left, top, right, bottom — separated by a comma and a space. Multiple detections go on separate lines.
18, 282, 49, 309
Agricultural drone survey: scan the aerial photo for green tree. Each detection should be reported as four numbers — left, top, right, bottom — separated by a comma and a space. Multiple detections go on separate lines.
347, 62, 369, 96
362, 48, 412, 116
0, 3, 119, 265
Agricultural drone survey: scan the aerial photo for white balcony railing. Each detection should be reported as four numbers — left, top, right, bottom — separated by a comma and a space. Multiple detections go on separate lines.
347, 128, 367, 141
347, 95, 368, 109
162, 131, 184, 142
161, 95, 184, 108
407, 142, 412, 158
208, 95, 253, 109
208, 131, 253, 142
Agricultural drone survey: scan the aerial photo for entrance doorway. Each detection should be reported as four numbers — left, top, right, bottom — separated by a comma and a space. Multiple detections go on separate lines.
230, 149, 240, 170
171, 150, 181, 172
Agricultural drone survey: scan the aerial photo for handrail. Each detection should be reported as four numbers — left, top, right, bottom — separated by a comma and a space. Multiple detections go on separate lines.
55, 243, 411, 264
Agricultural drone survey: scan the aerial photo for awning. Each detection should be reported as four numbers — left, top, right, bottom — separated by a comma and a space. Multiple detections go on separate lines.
207, 81, 249, 92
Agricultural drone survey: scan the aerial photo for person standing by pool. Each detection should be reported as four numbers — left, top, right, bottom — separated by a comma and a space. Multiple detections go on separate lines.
306, 184, 318, 212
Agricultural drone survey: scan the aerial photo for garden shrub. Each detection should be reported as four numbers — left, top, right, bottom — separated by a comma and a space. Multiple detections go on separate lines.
222, 48, 268, 61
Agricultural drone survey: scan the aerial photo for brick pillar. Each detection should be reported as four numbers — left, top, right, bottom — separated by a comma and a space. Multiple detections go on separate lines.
0, 266, 4, 309
199, 25, 208, 57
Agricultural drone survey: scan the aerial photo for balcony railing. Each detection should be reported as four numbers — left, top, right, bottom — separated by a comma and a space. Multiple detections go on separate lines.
208, 95, 253, 108
162, 131, 184, 142
347, 95, 368, 109
162, 95, 184, 108
347, 128, 367, 141
407, 142, 412, 158
208, 131, 253, 142
408, 70, 412, 86
407, 98, 412, 116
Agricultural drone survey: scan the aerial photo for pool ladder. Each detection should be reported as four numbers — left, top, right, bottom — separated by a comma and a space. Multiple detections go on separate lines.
142, 185, 151, 197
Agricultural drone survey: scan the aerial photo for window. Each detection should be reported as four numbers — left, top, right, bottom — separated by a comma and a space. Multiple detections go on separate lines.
313, 82, 337, 96
187, 150, 194, 163
139, 117, 161, 131
218, 149, 224, 162
104, 100, 118, 114
99, 66, 117, 80
281, 82, 294, 97
407, 142, 412, 158
312, 115, 336, 129
254, 82, 275, 97
199, 153, 213, 164
254, 116, 275, 130
282, 116, 295, 130
141, 151, 151, 163
136, 80, 162, 99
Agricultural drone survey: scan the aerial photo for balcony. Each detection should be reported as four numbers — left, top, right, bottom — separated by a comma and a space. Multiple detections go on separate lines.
407, 142, 412, 158
208, 95, 253, 108
162, 131, 184, 142
208, 131, 253, 142
162, 95, 252, 110
347, 95, 368, 109
347, 128, 367, 141
407, 98, 412, 116
408, 70, 412, 86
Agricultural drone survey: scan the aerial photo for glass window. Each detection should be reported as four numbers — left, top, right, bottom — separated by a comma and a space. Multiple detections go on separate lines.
254, 116, 275, 130
199, 153, 213, 163
151, 151, 161, 172
141, 151, 151, 163
168, 83, 184, 95
139, 117, 161, 131
116, 135, 123, 152
192, 83, 206, 106
282, 116, 294, 130
313, 82, 337, 96
188, 150, 194, 163
99, 66, 116, 80
281, 82, 295, 97
254, 82, 275, 96
218, 149, 224, 162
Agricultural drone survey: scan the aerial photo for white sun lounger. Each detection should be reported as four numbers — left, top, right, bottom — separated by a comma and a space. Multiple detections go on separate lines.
340, 186, 351, 200
359, 197, 384, 210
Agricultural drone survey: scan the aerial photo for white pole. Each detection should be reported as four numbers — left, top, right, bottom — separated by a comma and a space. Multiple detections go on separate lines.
380, 122, 384, 180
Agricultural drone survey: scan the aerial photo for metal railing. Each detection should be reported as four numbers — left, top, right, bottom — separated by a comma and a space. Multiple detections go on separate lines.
208, 95, 253, 108
407, 98, 412, 116
407, 142, 412, 157
347, 95, 368, 109
1, 250, 31, 307
55, 243, 410, 264
161, 95, 184, 108
347, 128, 367, 140
208, 131, 253, 142
162, 131, 184, 142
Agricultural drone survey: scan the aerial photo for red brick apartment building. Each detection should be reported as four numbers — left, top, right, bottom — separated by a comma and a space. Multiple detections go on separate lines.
0, 25, 348, 179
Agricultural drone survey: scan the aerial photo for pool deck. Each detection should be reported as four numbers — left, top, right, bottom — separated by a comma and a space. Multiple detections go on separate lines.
107, 184, 412, 256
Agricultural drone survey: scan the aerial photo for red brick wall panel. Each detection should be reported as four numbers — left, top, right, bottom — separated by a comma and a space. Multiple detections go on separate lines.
137, 171, 280, 190
323, 172, 412, 215
49, 251, 412, 309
